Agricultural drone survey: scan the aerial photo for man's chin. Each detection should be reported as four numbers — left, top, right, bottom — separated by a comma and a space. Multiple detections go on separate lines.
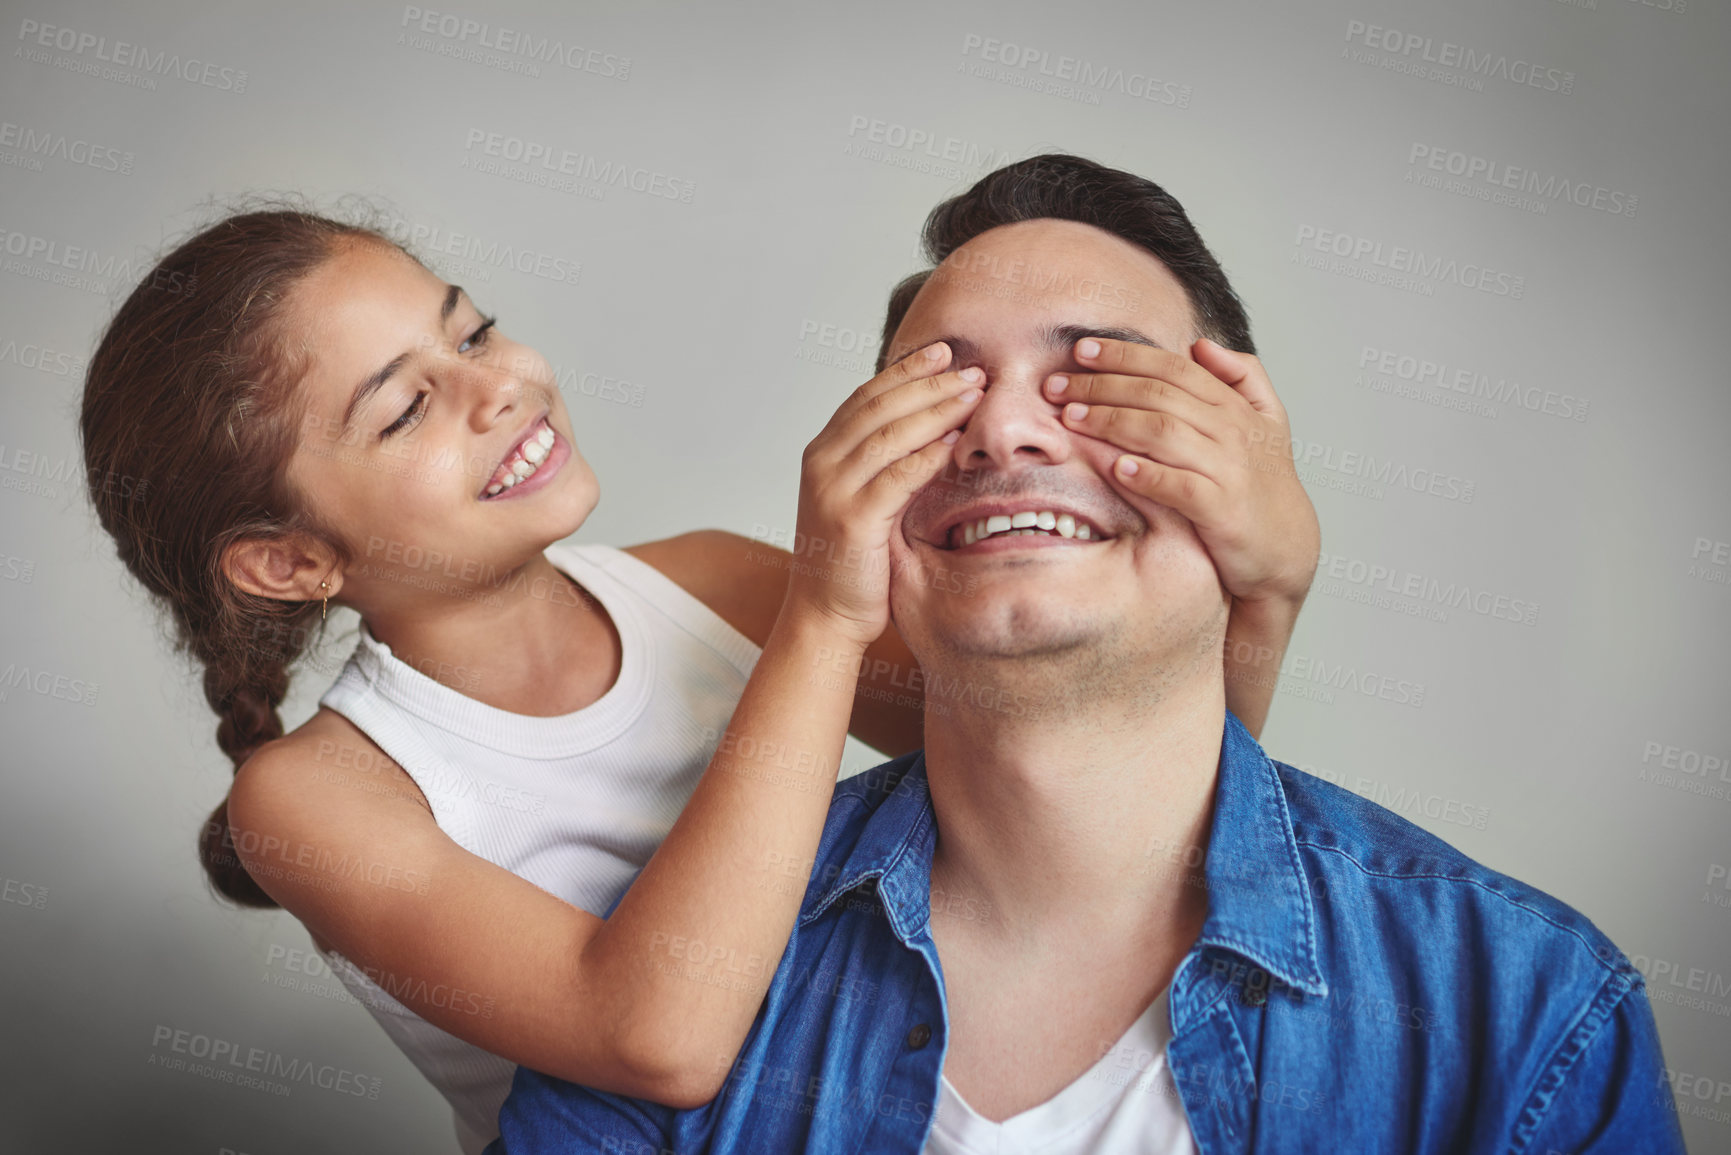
901, 603, 1101, 666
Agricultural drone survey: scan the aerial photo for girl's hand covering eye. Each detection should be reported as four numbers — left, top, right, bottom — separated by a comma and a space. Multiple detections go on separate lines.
785, 342, 986, 646
1047, 335, 1320, 606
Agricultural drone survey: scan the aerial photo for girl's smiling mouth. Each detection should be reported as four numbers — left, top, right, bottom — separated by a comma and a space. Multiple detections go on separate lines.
481, 416, 562, 499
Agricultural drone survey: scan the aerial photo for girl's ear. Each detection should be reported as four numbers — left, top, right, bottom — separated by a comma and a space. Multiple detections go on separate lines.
221, 535, 339, 602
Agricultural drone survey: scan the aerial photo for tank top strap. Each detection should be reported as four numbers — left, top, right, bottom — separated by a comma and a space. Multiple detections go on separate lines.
553, 541, 759, 679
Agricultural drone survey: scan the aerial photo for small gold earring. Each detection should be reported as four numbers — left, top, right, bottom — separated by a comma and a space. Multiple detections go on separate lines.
319, 580, 329, 621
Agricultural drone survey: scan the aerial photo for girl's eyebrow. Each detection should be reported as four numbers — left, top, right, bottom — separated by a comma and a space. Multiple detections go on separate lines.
341, 284, 467, 430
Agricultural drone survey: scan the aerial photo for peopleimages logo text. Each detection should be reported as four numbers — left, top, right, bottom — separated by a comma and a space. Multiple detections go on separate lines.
1343, 20, 1573, 94
1293, 225, 1526, 299
399, 6, 630, 78
959, 34, 1192, 107
1409, 144, 1636, 218
149, 1026, 382, 1099
462, 130, 695, 203
16, 19, 249, 91
0, 120, 133, 174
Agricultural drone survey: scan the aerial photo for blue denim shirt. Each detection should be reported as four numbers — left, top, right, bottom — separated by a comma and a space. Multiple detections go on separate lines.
491, 712, 1687, 1153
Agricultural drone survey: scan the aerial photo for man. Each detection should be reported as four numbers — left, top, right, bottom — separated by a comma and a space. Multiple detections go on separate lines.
489, 155, 1686, 1152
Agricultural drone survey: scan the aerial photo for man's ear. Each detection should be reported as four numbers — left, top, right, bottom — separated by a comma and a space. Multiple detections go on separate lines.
221, 535, 340, 603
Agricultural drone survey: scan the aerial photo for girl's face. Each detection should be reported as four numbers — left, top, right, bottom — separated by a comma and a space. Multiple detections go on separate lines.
282, 239, 597, 599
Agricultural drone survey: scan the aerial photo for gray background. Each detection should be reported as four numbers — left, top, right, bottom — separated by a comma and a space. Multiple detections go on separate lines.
2, 0, 1728, 1150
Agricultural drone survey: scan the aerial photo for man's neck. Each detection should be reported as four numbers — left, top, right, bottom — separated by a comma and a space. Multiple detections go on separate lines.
920, 660, 1225, 1119
924, 666, 1224, 939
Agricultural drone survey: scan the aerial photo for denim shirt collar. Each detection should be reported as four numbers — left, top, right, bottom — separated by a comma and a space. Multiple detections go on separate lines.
1195, 712, 1328, 996
800, 711, 1327, 997
801, 754, 939, 944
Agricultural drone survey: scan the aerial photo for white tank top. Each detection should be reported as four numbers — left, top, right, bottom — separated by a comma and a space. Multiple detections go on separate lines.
314, 543, 762, 1153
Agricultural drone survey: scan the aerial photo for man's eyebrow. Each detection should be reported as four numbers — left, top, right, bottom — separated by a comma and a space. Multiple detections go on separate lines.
342, 283, 465, 430
1045, 323, 1163, 353
889, 335, 984, 370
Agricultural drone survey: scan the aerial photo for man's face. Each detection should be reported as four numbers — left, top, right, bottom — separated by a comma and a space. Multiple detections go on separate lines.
884, 219, 1229, 683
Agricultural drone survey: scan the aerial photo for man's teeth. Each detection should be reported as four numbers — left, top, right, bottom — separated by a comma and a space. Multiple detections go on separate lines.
958, 510, 1094, 546
484, 424, 557, 497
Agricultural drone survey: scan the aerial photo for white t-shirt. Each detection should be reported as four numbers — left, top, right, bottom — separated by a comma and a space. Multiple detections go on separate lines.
921, 987, 1198, 1155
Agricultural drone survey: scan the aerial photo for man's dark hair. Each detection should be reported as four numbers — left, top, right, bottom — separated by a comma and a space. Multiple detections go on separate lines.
875, 153, 1254, 372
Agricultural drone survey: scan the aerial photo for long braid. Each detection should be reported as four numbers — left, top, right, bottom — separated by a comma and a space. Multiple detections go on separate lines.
80, 200, 402, 907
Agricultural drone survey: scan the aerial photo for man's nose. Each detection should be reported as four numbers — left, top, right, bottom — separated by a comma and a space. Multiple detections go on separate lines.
949, 366, 1070, 470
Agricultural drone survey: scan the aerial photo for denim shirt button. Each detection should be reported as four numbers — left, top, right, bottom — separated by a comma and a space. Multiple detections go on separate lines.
906, 1023, 933, 1049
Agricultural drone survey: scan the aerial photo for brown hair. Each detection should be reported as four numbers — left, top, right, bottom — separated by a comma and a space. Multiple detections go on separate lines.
80, 199, 407, 908
876, 153, 1256, 372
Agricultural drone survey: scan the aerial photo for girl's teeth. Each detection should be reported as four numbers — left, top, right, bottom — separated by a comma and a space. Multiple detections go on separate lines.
483, 421, 560, 497
1056, 514, 1076, 538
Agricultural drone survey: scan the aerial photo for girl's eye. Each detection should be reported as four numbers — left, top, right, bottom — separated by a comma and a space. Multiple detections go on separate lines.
459, 316, 497, 354
381, 391, 426, 439
377, 316, 495, 439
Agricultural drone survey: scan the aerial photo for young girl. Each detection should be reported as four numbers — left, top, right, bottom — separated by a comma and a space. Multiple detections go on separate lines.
79, 206, 1313, 1153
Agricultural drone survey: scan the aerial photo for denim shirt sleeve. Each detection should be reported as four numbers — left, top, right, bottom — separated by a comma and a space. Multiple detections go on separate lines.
485, 873, 683, 1155
489, 1066, 678, 1155
1518, 976, 1688, 1154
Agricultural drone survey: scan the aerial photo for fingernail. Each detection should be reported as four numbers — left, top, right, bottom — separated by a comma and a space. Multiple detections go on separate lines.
925, 343, 946, 361
1117, 455, 1139, 477
960, 367, 985, 383
1065, 402, 1088, 422
959, 387, 982, 402
942, 429, 961, 443
1077, 339, 1100, 359
1047, 374, 1068, 396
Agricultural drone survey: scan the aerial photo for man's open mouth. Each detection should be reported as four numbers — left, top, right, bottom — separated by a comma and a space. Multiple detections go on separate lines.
937, 506, 1112, 549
